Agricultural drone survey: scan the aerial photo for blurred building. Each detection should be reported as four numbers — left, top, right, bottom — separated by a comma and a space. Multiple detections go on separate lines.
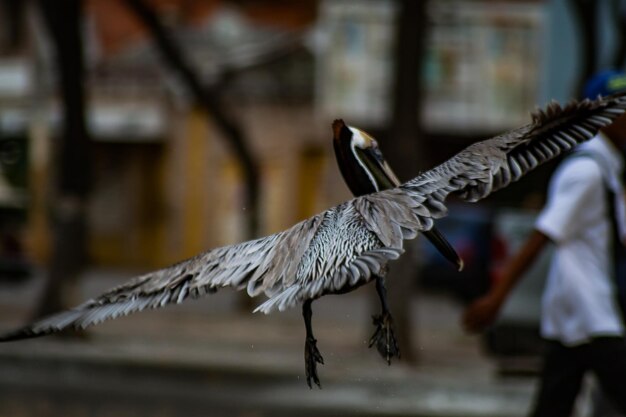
20, 0, 327, 269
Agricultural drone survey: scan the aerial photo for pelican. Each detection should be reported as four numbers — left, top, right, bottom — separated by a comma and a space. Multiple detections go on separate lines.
1, 94, 626, 389
332, 120, 462, 373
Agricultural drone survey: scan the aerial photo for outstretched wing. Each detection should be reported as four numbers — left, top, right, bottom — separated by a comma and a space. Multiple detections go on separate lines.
0, 214, 322, 341
0, 203, 401, 341
361, 94, 626, 232
2, 93, 625, 341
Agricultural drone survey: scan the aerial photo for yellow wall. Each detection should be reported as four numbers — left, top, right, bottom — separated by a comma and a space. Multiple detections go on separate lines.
27, 104, 343, 270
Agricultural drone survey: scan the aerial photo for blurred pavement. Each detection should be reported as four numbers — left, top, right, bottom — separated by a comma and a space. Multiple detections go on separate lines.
0, 269, 535, 417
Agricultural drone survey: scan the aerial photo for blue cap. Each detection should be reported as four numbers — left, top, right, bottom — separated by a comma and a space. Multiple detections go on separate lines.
583, 70, 626, 99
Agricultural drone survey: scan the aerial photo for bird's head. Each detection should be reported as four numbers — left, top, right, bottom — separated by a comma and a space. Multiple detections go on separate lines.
332, 119, 401, 197
333, 120, 463, 272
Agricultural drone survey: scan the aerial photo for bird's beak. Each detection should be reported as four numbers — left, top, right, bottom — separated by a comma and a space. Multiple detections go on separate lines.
354, 146, 402, 190
423, 228, 464, 272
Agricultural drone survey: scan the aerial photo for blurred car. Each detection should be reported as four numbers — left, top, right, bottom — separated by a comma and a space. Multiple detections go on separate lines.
418, 203, 494, 302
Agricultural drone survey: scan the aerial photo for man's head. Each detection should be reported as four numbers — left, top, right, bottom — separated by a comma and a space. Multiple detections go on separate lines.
584, 71, 626, 148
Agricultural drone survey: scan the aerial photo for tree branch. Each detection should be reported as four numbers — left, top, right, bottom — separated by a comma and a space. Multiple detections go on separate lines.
124, 0, 260, 238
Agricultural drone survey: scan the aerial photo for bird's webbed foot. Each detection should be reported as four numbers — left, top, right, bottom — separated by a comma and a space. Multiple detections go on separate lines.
369, 311, 400, 364
302, 300, 324, 388
304, 335, 324, 388
370, 275, 400, 364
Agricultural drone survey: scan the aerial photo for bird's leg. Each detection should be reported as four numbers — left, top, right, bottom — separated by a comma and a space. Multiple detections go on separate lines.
303, 299, 324, 388
369, 275, 400, 364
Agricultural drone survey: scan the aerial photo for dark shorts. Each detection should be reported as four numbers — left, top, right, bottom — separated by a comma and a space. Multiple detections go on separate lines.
531, 336, 626, 417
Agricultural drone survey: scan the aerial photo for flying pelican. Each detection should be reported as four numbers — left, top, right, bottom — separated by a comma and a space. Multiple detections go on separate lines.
332, 120, 462, 371
1, 94, 626, 389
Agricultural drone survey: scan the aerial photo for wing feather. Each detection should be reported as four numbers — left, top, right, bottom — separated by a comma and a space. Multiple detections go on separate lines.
392, 93, 626, 222
0, 215, 323, 341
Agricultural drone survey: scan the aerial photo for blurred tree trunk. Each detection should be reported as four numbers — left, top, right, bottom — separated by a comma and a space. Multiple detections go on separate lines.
0, 0, 25, 53
124, 0, 260, 311
124, 0, 260, 241
569, 0, 597, 97
34, 0, 91, 319
610, 0, 626, 69
380, 0, 428, 365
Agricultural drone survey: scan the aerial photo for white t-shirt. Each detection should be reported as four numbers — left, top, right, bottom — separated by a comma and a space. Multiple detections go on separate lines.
535, 134, 626, 345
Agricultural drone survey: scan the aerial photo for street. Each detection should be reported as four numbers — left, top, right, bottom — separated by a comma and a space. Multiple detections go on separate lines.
0, 270, 533, 417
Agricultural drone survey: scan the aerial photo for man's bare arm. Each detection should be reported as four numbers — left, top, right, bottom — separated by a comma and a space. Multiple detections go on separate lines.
462, 230, 550, 333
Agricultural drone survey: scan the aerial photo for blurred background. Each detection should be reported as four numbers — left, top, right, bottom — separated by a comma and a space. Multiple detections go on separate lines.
0, 0, 621, 416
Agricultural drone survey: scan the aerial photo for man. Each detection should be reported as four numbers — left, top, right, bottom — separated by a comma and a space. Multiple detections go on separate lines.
463, 71, 626, 417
